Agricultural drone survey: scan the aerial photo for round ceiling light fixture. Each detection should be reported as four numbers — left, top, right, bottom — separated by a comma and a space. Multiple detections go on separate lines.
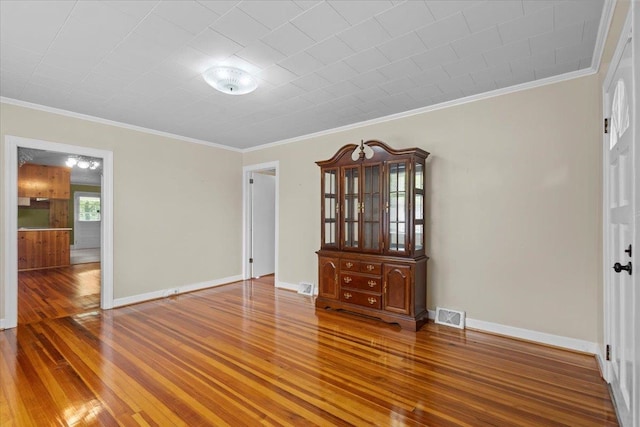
66, 156, 101, 170
203, 66, 257, 95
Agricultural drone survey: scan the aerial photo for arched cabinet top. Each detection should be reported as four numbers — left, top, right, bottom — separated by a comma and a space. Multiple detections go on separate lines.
316, 140, 429, 167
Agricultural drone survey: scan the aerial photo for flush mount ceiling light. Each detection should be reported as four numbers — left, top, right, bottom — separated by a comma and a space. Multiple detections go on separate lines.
66, 156, 101, 170
203, 66, 257, 95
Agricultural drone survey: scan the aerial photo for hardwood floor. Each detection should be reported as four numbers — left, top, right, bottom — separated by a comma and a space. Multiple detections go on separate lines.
1, 277, 617, 426
18, 263, 101, 325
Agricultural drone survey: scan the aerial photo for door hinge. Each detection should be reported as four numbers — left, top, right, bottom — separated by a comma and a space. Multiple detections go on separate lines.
249, 258, 253, 263
606, 344, 611, 361
604, 118, 609, 134
249, 178, 254, 184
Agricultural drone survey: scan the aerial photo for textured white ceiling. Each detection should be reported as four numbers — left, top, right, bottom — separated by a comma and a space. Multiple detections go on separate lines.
0, 0, 606, 150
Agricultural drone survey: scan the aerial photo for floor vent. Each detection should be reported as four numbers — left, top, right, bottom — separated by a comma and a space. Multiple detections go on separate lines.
298, 282, 315, 296
435, 307, 465, 329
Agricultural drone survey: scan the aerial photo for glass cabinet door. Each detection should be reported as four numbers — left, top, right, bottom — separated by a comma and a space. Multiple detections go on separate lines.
321, 168, 338, 248
343, 166, 359, 250
414, 161, 425, 253
386, 161, 408, 254
362, 163, 382, 252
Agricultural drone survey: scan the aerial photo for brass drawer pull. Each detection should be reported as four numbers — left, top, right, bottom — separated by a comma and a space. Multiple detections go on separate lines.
343, 276, 352, 283
368, 297, 377, 305
368, 280, 376, 287
344, 292, 352, 299
346, 262, 354, 268
366, 264, 375, 271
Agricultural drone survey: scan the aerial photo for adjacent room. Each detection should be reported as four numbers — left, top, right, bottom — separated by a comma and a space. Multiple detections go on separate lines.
16, 148, 103, 325
0, 1, 638, 426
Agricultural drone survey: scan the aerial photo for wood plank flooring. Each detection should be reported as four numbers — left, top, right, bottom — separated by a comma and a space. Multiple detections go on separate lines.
1, 276, 618, 426
17, 263, 101, 325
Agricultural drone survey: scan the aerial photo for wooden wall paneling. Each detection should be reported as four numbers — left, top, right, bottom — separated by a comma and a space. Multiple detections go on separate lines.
18, 230, 71, 271
18, 164, 71, 199
49, 200, 69, 228
48, 167, 71, 198
18, 232, 28, 270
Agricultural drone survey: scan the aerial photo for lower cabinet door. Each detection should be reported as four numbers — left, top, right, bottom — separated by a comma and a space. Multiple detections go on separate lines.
383, 263, 412, 315
318, 256, 339, 299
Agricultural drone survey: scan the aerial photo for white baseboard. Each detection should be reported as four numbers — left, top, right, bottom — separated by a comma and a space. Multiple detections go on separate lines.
427, 310, 598, 354
112, 274, 243, 308
275, 281, 298, 292
276, 281, 319, 295
0, 318, 5, 330
594, 345, 607, 379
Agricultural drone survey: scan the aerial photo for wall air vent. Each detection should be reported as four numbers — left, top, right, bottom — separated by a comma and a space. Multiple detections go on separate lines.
435, 307, 466, 329
298, 282, 315, 296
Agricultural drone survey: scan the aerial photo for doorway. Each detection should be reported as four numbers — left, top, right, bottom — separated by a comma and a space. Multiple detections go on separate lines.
3, 135, 113, 330
602, 5, 638, 427
250, 170, 276, 278
243, 162, 278, 283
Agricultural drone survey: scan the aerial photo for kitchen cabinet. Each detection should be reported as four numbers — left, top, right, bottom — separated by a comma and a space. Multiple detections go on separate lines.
18, 164, 71, 199
316, 140, 429, 331
49, 200, 69, 228
18, 229, 71, 270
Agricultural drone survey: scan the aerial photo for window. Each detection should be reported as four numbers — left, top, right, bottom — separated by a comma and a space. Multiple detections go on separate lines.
78, 196, 101, 221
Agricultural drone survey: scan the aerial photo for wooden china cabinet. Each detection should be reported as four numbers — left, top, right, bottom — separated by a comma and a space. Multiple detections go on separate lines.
316, 140, 429, 331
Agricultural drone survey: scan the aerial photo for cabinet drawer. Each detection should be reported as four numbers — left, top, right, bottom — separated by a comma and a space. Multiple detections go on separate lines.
340, 289, 382, 309
340, 259, 382, 275
360, 261, 381, 274
341, 259, 359, 271
340, 273, 381, 292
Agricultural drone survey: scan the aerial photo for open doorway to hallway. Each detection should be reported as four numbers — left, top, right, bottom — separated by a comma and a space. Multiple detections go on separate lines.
243, 162, 279, 285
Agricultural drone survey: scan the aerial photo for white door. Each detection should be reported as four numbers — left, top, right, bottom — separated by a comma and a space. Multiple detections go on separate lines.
604, 11, 636, 427
74, 191, 101, 249
250, 171, 275, 278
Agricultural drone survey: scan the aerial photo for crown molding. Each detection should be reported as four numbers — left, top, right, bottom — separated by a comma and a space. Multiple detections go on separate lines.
2, 0, 616, 159
591, 0, 618, 73
0, 97, 242, 153
2, 62, 598, 157
244, 2, 617, 154
242, 66, 598, 153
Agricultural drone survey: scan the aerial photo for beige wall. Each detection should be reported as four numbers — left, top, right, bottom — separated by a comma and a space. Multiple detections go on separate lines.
244, 75, 602, 342
0, 76, 607, 343
0, 103, 243, 314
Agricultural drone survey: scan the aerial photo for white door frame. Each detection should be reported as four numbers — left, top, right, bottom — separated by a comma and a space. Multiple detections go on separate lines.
601, 4, 638, 426
242, 161, 279, 283
2, 135, 114, 329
